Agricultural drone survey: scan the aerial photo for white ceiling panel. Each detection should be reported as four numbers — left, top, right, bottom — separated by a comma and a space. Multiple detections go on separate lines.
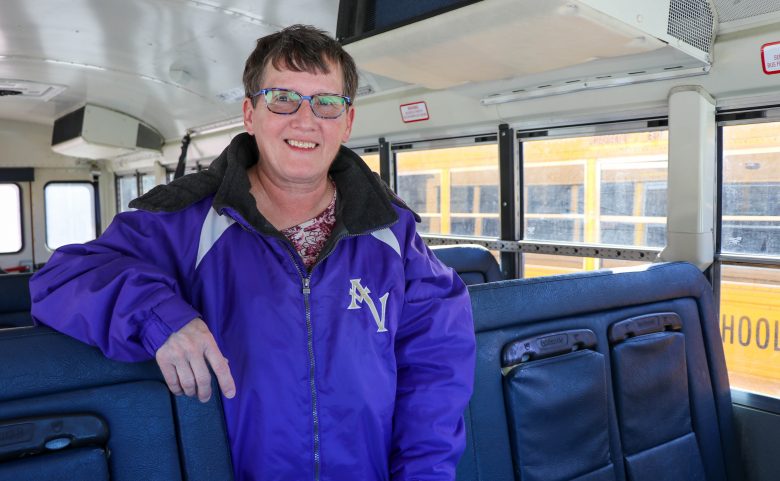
0, 0, 340, 139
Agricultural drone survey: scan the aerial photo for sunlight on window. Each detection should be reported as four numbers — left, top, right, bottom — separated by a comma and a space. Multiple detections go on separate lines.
0, 184, 22, 253
45, 183, 96, 250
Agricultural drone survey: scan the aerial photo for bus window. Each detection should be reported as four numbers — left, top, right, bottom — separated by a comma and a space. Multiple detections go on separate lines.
0, 183, 23, 254
719, 120, 780, 398
44, 182, 96, 250
361, 154, 380, 173
140, 173, 157, 196
522, 129, 667, 275
116, 174, 138, 213
396, 143, 499, 237
722, 122, 780, 257
719, 265, 780, 397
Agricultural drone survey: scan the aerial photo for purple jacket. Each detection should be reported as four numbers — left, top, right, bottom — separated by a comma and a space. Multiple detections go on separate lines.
30, 133, 476, 481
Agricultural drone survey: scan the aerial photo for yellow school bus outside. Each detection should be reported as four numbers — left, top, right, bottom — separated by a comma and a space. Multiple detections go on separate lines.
361, 125, 780, 398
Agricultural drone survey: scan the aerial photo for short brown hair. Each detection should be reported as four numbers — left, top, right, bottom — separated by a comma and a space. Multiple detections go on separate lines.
243, 24, 358, 106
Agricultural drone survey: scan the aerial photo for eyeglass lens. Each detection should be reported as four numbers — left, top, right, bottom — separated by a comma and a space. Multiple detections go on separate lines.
263, 89, 347, 119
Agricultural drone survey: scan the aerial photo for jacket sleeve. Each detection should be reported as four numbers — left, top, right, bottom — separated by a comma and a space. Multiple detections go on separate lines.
29, 209, 202, 361
390, 219, 476, 481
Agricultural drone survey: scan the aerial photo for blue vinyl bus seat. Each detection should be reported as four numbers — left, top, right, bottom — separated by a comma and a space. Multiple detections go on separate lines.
0, 273, 33, 328
0, 326, 234, 481
456, 262, 743, 481
431, 244, 504, 285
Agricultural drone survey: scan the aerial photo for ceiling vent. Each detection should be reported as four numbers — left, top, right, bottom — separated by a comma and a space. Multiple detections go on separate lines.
342, 0, 716, 96
51, 105, 163, 160
0, 79, 66, 101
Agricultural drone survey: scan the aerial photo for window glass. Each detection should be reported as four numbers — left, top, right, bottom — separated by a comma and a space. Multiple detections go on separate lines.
396, 143, 499, 236
396, 172, 442, 233
522, 253, 649, 278
722, 122, 780, 256
719, 264, 780, 397
523, 131, 668, 247
117, 175, 138, 213
0, 184, 22, 253
45, 183, 96, 249
361, 153, 380, 173
140, 173, 157, 195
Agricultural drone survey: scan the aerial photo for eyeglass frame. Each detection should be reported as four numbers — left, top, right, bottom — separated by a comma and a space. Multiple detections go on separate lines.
251, 87, 353, 119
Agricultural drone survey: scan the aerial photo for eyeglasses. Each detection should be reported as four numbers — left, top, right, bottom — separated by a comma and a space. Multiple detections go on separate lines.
252, 88, 352, 119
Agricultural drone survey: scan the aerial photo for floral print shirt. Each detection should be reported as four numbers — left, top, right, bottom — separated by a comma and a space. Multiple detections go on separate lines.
281, 185, 337, 270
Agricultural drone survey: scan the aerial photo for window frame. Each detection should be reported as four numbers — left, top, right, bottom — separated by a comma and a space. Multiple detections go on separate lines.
392, 133, 501, 239
515, 118, 668, 264
0, 182, 25, 255
715, 107, 780, 407
43, 180, 98, 250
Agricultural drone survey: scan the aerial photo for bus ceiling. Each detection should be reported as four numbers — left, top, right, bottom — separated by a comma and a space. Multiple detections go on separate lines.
0, 0, 779, 162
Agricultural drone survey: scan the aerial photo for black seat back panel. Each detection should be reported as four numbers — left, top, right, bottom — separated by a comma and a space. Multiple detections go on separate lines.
0, 447, 109, 481
612, 332, 692, 453
624, 432, 706, 481
0, 381, 183, 481
611, 331, 707, 481
503, 349, 614, 481
0, 273, 33, 328
0, 327, 234, 481
459, 262, 741, 481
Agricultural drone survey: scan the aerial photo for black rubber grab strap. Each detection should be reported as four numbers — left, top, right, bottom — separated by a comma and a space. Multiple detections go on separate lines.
501, 328, 597, 370
608, 312, 683, 344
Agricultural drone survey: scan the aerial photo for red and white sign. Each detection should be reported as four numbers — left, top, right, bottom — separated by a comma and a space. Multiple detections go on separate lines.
400, 101, 429, 123
761, 41, 780, 74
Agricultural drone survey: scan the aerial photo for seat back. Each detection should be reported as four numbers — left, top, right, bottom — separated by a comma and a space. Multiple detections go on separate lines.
0, 273, 33, 328
457, 262, 742, 481
0, 326, 234, 481
431, 244, 503, 285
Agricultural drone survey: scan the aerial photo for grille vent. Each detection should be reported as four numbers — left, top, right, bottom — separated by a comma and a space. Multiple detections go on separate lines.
668, 0, 716, 55
714, 0, 780, 22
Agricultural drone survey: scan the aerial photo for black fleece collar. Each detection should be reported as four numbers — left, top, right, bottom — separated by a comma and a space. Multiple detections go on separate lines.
130, 132, 412, 235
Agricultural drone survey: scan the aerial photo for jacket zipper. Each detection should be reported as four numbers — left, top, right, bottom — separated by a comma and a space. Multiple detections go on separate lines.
282, 247, 321, 481
294, 223, 397, 481
225, 206, 322, 481
301, 275, 321, 481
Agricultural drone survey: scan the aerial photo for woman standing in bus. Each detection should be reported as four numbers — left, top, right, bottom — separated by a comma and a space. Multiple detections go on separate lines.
30, 25, 475, 481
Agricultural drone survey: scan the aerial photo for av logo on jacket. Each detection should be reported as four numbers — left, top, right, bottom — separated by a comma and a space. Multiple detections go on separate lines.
348, 279, 389, 332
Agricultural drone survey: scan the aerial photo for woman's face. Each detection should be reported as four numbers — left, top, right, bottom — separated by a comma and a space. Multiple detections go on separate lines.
242, 61, 355, 190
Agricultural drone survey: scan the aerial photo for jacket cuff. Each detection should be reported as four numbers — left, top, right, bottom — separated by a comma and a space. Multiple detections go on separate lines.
141, 296, 201, 356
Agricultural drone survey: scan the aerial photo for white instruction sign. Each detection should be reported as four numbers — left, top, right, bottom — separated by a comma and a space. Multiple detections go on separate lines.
400, 101, 429, 123
761, 41, 780, 74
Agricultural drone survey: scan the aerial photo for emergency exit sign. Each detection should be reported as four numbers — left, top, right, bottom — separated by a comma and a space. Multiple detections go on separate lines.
761, 41, 780, 74
400, 101, 429, 123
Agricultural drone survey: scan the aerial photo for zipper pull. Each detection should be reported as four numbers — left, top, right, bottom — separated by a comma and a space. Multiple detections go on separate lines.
302, 277, 311, 295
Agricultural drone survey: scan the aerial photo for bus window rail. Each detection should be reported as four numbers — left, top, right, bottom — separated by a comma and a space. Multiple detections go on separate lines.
718, 254, 780, 268
422, 235, 659, 262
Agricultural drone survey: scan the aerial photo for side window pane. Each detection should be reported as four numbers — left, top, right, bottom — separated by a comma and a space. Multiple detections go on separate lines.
523, 131, 668, 247
396, 173, 442, 233
722, 122, 780, 256
361, 154, 380, 174
45, 183, 96, 249
140, 173, 157, 195
117, 175, 138, 213
719, 265, 780, 397
396, 144, 499, 237
0, 184, 22, 253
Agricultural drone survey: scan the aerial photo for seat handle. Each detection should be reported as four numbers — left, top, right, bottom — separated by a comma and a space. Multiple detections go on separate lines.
501, 328, 597, 373
0, 413, 109, 461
